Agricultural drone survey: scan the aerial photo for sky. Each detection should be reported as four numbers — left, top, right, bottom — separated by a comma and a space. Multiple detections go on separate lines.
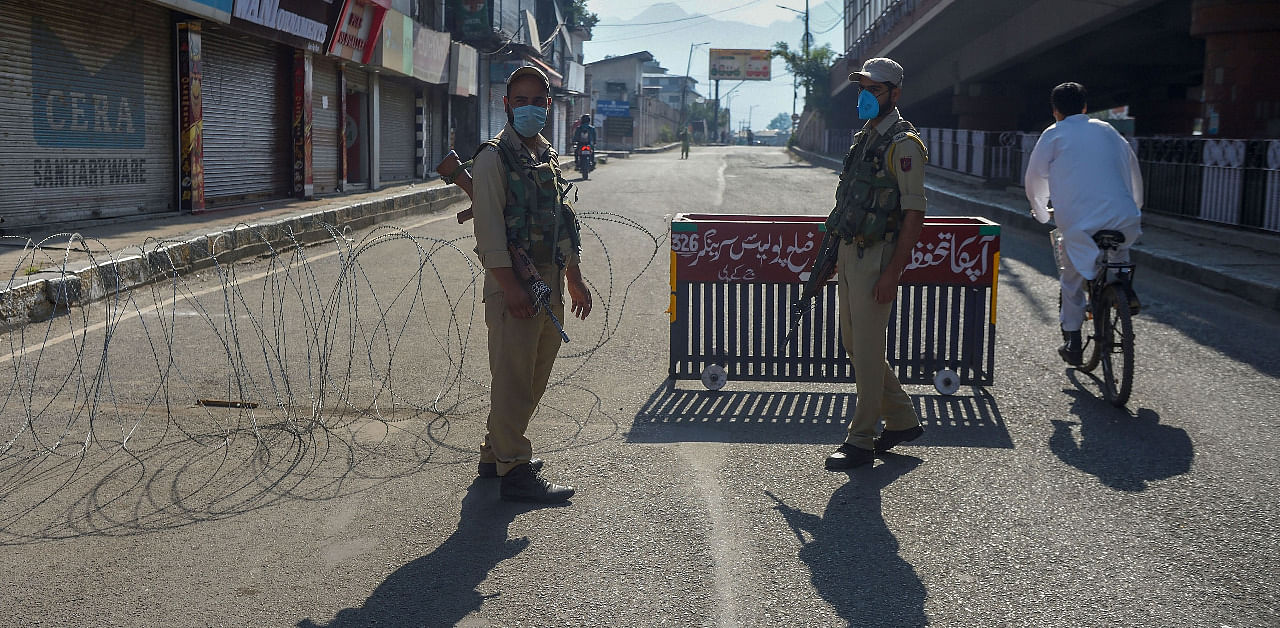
581, 0, 845, 132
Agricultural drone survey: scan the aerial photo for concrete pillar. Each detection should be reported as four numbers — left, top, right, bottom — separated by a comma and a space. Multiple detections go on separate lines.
951, 82, 1024, 131
1192, 0, 1280, 138
370, 72, 382, 189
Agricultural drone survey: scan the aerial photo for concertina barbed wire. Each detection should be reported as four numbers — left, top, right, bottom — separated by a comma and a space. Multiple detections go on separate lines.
0, 211, 661, 511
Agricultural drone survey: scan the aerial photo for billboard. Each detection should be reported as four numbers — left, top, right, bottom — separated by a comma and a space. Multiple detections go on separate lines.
709, 49, 771, 81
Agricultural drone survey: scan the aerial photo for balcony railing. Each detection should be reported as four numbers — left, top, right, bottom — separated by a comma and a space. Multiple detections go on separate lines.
824, 128, 1280, 232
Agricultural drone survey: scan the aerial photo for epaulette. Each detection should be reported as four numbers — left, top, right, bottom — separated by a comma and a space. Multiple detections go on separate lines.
891, 129, 928, 159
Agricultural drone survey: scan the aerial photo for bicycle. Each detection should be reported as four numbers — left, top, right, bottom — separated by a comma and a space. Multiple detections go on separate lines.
1053, 228, 1139, 407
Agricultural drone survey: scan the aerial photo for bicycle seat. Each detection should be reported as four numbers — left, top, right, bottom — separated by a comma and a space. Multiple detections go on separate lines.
1092, 230, 1126, 248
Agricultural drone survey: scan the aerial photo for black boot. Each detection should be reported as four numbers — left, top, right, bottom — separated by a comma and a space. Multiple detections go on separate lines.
500, 462, 575, 503
1058, 329, 1083, 365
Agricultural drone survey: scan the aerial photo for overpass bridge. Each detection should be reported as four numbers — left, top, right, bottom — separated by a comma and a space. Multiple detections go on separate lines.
829, 0, 1278, 137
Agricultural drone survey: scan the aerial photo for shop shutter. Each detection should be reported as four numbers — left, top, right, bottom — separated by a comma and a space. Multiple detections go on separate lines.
553, 101, 566, 155
487, 80, 507, 139
201, 26, 291, 206
0, 0, 175, 227
378, 78, 416, 183
345, 65, 368, 92
313, 57, 341, 195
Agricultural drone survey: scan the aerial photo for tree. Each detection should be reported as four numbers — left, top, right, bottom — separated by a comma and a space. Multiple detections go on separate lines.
771, 42, 837, 116
766, 112, 792, 131
564, 0, 598, 32
686, 100, 729, 139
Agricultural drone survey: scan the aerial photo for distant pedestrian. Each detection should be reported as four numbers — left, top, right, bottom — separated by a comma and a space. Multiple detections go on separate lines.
823, 57, 928, 470
679, 127, 690, 159
1024, 81, 1143, 365
469, 66, 592, 502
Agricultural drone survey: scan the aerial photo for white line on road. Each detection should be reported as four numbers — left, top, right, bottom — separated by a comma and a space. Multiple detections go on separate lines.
714, 157, 727, 207
678, 441, 741, 628
0, 211, 458, 366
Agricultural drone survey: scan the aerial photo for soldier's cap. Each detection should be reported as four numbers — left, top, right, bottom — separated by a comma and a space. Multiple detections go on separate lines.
849, 57, 904, 86
507, 65, 550, 90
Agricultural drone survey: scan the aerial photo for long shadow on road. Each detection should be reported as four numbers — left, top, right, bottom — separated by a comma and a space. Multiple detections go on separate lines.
769, 455, 927, 627
628, 380, 1011, 448
298, 479, 558, 627
1049, 382, 1193, 492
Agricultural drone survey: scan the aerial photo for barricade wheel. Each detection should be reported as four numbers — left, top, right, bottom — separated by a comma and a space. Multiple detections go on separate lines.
933, 369, 960, 395
701, 364, 728, 391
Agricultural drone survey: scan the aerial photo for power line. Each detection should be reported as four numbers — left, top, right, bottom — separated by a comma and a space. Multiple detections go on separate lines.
595, 0, 767, 27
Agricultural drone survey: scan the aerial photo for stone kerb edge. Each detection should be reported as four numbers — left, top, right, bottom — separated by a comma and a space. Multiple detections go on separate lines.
0, 186, 466, 331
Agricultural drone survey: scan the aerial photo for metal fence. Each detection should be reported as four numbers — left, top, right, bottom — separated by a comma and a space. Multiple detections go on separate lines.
825, 128, 1280, 232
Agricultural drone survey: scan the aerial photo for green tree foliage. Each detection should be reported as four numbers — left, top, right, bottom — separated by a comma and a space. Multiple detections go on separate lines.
766, 112, 792, 131
565, 0, 598, 32
685, 100, 730, 139
771, 42, 836, 115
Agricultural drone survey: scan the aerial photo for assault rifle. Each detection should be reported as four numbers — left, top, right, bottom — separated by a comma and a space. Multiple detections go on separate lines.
435, 151, 570, 343
785, 230, 840, 344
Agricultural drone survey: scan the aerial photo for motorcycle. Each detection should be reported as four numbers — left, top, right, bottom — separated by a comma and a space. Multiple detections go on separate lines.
576, 143, 595, 179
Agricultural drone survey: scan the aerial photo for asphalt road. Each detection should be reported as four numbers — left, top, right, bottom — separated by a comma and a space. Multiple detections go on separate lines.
1, 145, 1277, 627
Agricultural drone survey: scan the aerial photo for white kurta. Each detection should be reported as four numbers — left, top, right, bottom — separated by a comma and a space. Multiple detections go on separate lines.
1025, 114, 1143, 280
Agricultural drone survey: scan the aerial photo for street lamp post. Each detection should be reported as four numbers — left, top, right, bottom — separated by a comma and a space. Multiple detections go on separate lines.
680, 41, 710, 131
777, 2, 811, 97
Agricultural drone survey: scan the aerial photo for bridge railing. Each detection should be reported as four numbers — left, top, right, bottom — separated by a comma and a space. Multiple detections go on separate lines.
824, 128, 1280, 232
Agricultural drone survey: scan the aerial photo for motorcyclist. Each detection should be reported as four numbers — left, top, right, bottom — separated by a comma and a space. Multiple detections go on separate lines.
573, 115, 596, 168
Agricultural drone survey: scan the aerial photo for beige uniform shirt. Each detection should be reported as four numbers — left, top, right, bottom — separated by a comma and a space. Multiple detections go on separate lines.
863, 107, 928, 213
471, 125, 581, 269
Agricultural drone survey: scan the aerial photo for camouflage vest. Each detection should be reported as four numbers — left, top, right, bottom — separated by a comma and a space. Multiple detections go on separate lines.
479, 132, 582, 266
827, 119, 922, 247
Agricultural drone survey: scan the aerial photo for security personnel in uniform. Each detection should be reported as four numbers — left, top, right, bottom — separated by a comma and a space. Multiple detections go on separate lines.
824, 57, 928, 470
471, 66, 592, 501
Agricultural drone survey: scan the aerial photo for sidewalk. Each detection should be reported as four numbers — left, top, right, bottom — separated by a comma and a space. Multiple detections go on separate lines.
0, 181, 467, 330
791, 146, 1280, 312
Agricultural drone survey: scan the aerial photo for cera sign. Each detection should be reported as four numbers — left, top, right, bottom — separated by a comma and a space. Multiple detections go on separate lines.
31, 17, 144, 148
231, 0, 338, 52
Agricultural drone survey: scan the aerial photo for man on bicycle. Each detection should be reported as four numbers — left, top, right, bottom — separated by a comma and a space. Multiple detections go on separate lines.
1025, 82, 1143, 365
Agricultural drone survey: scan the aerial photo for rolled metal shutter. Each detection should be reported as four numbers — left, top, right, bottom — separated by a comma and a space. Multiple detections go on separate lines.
487, 80, 507, 139
0, 0, 174, 227
201, 26, 290, 206
313, 57, 341, 195
345, 65, 368, 92
379, 78, 416, 183
553, 101, 566, 155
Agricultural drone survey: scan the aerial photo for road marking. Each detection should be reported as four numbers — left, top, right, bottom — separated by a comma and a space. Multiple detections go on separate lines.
0, 211, 459, 366
677, 442, 740, 627
714, 158, 727, 207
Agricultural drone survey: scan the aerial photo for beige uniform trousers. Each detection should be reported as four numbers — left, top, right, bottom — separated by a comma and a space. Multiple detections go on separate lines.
837, 239, 920, 450
480, 265, 565, 476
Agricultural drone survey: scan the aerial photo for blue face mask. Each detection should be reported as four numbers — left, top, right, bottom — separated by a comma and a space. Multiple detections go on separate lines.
857, 89, 881, 120
511, 105, 548, 137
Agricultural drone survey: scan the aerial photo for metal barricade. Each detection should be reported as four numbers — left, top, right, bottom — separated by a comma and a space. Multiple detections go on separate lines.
668, 214, 1000, 392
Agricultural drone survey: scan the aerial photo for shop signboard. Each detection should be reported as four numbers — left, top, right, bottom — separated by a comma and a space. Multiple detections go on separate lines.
230, 0, 338, 54
150, 0, 233, 23
449, 42, 478, 97
596, 100, 630, 117
456, 0, 489, 40
374, 8, 414, 76
329, 0, 388, 64
708, 49, 771, 81
412, 24, 450, 85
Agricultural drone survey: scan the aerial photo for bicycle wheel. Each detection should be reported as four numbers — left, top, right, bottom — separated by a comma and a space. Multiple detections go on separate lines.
1078, 290, 1103, 373
1098, 284, 1135, 406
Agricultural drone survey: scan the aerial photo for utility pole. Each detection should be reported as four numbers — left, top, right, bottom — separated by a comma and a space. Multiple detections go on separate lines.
777, 2, 811, 98
680, 41, 710, 131
713, 79, 720, 143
